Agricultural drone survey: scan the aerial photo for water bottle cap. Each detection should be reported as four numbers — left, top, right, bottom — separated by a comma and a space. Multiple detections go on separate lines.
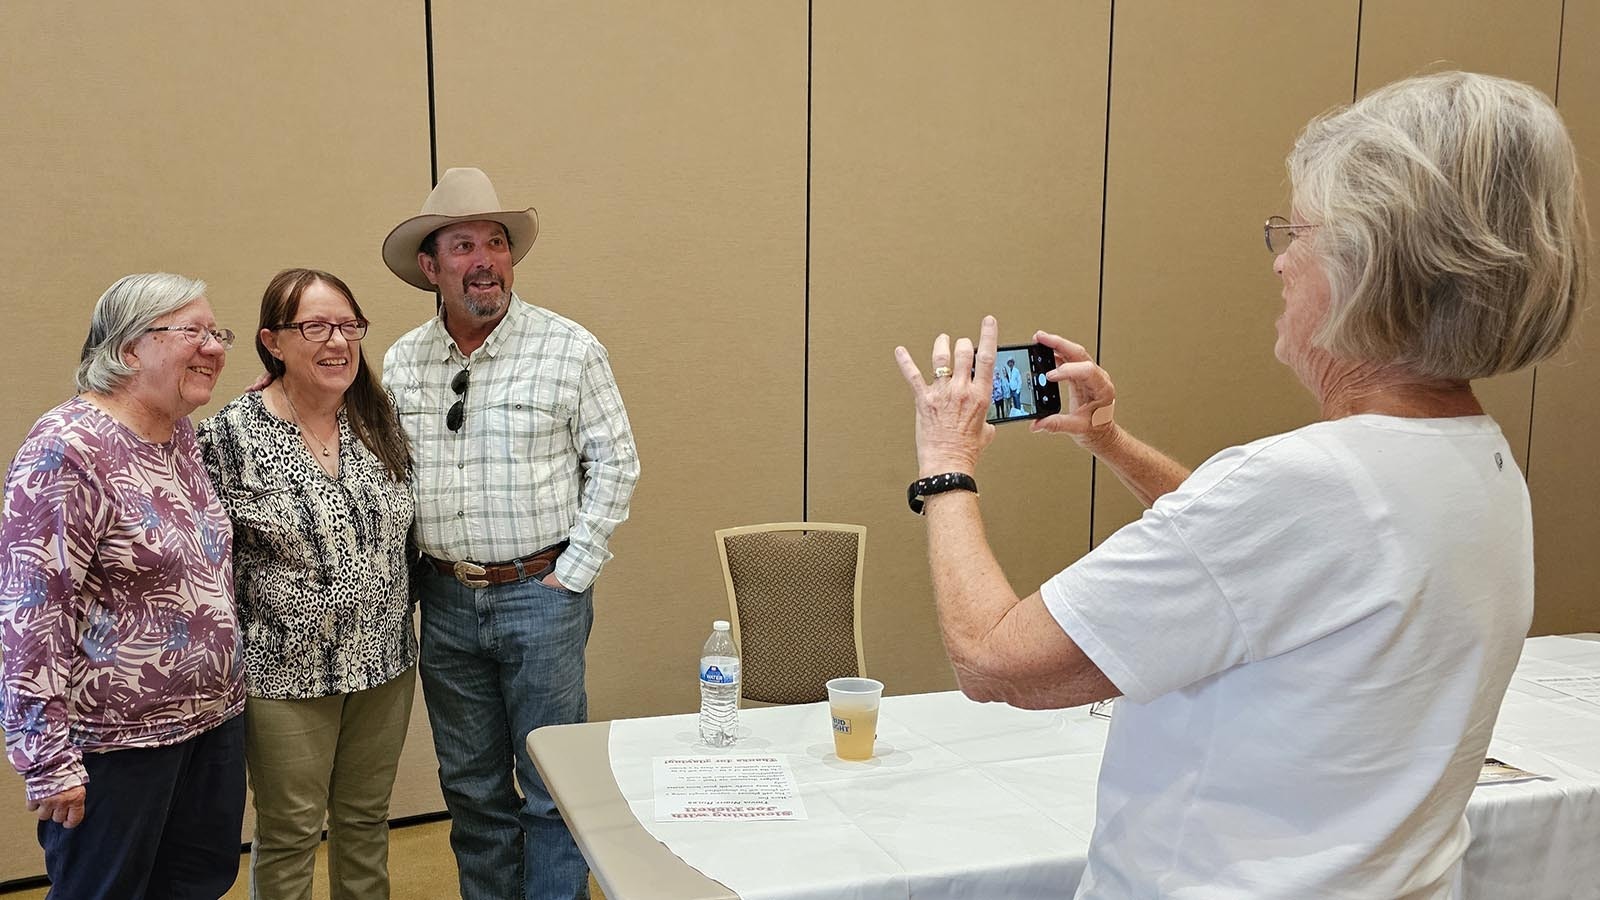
713, 620, 731, 631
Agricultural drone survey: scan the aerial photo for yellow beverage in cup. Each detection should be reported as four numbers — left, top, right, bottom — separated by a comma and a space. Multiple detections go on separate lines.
830, 704, 878, 760
826, 677, 884, 761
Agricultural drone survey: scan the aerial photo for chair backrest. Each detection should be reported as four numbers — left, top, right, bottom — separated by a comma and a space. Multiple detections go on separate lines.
715, 522, 866, 704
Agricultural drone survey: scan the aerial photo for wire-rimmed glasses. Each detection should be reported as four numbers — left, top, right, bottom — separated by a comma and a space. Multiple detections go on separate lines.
143, 325, 236, 350
270, 320, 369, 342
1263, 215, 1318, 254
446, 367, 469, 432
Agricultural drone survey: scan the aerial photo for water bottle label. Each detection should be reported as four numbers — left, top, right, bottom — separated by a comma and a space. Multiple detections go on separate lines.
700, 657, 740, 684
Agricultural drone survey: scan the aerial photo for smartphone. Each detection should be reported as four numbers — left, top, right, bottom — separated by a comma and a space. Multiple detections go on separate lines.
984, 343, 1062, 424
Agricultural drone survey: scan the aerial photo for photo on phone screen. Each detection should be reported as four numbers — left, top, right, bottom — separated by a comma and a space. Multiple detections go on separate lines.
985, 343, 1063, 425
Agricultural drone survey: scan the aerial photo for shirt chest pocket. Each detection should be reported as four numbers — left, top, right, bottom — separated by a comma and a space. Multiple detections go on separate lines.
478, 364, 577, 459
395, 383, 444, 448
485, 396, 574, 461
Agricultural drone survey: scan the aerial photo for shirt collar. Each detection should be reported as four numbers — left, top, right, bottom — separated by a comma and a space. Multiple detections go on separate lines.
425, 293, 529, 364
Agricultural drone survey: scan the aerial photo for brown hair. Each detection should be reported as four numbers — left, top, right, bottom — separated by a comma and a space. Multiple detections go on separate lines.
256, 268, 411, 481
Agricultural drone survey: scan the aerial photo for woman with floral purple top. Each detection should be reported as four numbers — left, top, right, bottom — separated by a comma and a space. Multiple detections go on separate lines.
0, 272, 247, 899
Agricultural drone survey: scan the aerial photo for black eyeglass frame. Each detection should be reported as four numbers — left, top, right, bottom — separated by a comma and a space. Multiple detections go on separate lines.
269, 320, 370, 343
446, 367, 470, 433
143, 325, 236, 350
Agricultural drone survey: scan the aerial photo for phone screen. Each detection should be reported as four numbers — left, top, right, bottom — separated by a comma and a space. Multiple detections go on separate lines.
985, 343, 1062, 425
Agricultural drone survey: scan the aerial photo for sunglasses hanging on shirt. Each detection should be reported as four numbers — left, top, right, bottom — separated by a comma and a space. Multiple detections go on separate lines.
447, 367, 469, 432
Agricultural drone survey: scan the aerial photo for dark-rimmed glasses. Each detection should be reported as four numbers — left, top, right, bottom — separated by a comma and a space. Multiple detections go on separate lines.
1264, 215, 1319, 254
270, 320, 369, 342
446, 367, 469, 432
143, 325, 236, 350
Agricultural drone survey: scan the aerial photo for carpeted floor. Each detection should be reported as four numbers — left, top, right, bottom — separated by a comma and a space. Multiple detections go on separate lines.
1, 819, 607, 899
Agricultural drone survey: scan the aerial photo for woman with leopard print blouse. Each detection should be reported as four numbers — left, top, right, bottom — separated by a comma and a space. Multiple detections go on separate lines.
199, 268, 415, 900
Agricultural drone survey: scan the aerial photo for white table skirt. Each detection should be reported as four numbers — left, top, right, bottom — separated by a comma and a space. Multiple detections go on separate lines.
609, 637, 1600, 900
1462, 637, 1600, 900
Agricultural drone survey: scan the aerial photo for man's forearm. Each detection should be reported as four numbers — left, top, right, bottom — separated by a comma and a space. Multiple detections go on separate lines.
1077, 424, 1190, 508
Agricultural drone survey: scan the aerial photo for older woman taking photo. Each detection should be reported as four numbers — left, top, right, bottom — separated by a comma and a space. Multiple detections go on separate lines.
897, 71, 1586, 897
199, 268, 415, 900
1, 272, 245, 898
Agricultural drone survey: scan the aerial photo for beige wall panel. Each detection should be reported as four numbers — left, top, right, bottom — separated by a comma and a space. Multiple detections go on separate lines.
1528, 0, 1600, 636
809, 1, 1111, 697
431, 2, 808, 720
1356, 0, 1566, 472
0, 4, 432, 446
0, 2, 433, 881
1093, 3, 1358, 542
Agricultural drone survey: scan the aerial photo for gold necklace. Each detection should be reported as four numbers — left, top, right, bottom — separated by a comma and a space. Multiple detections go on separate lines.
281, 387, 338, 459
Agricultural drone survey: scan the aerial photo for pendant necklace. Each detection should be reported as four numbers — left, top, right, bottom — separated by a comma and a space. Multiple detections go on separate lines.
282, 388, 338, 459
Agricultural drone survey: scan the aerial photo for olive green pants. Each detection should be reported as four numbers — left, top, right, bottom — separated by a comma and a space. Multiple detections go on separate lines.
245, 669, 416, 900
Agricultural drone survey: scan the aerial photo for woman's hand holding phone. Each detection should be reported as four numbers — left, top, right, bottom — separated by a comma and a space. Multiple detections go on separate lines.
1029, 330, 1118, 446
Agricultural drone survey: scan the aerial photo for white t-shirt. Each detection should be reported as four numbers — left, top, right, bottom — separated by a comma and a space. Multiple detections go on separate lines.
1042, 415, 1531, 899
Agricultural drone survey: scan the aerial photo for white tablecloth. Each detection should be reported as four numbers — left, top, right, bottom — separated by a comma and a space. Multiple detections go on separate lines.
1462, 637, 1600, 899
608, 637, 1600, 900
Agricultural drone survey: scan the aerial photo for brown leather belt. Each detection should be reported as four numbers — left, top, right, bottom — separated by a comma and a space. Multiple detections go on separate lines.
424, 542, 568, 589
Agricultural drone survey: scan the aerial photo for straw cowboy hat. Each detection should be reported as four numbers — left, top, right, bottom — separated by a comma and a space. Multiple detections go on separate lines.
382, 167, 539, 290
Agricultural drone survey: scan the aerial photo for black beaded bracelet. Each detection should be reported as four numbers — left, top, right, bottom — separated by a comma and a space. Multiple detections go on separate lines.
907, 472, 978, 515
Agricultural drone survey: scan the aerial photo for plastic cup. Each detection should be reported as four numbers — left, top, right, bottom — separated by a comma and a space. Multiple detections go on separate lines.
826, 677, 884, 760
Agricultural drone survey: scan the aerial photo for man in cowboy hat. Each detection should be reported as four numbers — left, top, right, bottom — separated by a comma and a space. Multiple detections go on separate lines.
381, 167, 639, 900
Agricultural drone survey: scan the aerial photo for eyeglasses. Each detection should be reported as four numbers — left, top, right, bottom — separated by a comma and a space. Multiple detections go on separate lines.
143, 325, 236, 350
270, 320, 369, 342
446, 367, 469, 432
1264, 215, 1319, 254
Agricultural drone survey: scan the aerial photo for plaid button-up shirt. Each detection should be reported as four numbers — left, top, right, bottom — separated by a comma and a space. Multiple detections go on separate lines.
382, 296, 639, 591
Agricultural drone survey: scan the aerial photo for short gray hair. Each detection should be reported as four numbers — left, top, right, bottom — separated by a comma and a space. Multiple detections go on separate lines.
76, 273, 209, 394
1288, 71, 1588, 379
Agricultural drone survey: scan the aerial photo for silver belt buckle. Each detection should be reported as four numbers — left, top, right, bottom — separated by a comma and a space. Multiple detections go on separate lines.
452, 560, 490, 589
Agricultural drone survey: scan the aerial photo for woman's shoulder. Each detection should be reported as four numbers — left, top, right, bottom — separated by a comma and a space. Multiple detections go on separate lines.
200, 391, 271, 433
1161, 423, 1362, 516
19, 397, 131, 458
197, 393, 287, 462
10, 398, 96, 475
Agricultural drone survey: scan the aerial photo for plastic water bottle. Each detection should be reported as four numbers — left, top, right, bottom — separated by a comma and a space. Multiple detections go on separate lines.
699, 620, 741, 747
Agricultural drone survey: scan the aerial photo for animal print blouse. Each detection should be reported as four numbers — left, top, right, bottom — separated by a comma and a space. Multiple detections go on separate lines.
199, 392, 416, 700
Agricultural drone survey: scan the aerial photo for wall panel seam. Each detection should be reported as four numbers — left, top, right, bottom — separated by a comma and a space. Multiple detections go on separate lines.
1352, 0, 1364, 101
1088, 0, 1116, 552
804, 0, 813, 521
1527, 0, 1569, 480
425, 0, 438, 184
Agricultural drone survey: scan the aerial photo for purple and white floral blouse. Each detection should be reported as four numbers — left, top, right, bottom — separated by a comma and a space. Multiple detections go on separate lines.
0, 396, 243, 801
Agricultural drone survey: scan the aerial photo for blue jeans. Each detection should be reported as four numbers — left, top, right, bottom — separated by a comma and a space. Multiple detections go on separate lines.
416, 563, 593, 900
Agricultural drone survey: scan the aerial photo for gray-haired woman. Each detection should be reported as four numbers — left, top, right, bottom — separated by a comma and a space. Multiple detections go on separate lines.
0, 273, 247, 898
897, 71, 1586, 897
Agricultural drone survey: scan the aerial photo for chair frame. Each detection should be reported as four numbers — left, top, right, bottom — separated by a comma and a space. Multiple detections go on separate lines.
714, 522, 868, 681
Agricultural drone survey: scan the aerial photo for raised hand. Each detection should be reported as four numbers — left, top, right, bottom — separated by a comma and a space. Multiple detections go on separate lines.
894, 316, 1000, 477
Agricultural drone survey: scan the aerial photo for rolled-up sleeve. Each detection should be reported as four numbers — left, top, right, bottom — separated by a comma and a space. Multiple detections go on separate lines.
556, 343, 640, 591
